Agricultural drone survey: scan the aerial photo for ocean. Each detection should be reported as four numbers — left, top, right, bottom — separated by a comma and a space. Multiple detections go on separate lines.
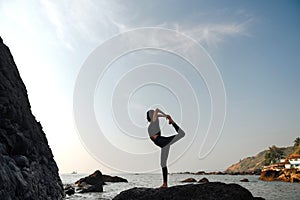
60, 173, 300, 200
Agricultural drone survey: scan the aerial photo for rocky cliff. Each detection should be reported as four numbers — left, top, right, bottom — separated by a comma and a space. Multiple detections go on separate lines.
226, 150, 267, 174
0, 37, 64, 199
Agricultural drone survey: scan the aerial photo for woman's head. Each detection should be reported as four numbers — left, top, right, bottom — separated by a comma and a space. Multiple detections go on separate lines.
146, 109, 154, 122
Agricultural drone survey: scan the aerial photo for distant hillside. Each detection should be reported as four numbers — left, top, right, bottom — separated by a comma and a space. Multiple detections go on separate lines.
226, 146, 294, 173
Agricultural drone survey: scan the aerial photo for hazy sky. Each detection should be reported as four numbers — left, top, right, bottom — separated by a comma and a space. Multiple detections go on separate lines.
0, 0, 299, 173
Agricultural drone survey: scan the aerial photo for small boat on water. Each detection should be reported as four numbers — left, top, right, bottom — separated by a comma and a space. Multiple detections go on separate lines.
71, 171, 77, 174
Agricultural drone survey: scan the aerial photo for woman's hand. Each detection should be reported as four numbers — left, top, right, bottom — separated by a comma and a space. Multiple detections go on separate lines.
153, 108, 166, 121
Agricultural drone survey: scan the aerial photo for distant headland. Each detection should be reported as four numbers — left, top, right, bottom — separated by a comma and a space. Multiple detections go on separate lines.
173, 137, 300, 182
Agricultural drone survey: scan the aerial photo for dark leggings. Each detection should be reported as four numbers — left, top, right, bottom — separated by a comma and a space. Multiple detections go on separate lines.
153, 123, 185, 183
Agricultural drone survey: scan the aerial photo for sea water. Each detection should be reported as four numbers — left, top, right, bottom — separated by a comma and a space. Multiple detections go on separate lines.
60, 173, 300, 200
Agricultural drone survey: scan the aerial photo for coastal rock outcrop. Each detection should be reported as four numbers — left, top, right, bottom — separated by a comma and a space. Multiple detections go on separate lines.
103, 174, 128, 183
240, 178, 249, 182
181, 177, 197, 183
75, 170, 104, 193
64, 185, 75, 196
0, 37, 64, 199
75, 170, 128, 186
75, 170, 104, 186
74, 170, 128, 194
260, 169, 300, 183
113, 182, 264, 200
78, 182, 104, 193
198, 177, 209, 183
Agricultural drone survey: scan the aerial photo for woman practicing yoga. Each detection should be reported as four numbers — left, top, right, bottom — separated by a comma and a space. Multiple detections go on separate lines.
146, 108, 185, 188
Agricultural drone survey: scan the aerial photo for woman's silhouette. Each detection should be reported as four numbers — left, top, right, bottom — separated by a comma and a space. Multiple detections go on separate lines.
146, 108, 185, 188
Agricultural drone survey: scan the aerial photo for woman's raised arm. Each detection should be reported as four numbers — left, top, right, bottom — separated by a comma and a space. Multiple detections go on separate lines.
153, 108, 167, 122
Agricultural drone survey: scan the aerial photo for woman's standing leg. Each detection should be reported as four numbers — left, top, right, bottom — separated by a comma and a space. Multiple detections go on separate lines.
159, 122, 185, 188
160, 145, 170, 188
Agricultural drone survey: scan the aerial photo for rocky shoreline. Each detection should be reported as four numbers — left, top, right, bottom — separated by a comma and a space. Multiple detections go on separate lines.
173, 169, 261, 176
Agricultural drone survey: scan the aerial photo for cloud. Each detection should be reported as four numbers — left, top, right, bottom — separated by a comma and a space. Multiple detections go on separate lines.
184, 20, 252, 48
39, 0, 129, 50
40, 0, 75, 50
39, 0, 252, 51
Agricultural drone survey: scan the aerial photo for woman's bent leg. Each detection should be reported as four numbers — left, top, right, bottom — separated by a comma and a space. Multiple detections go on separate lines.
169, 123, 185, 145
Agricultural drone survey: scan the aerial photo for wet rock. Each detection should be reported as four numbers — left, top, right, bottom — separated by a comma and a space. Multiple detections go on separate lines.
75, 170, 104, 186
73, 170, 128, 194
65, 185, 75, 196
79, 182, 103, 193
259, 170, 281, 181
103, 174, 128, 183
260, 169, 300, 183
290, 173, 300, 183
195, 171, 205, 175
0, 38, 64, 199
240, 178, 249, 182
198, 177, 209, 183
75, 170, 128, 186
75, 170, 104, 193
113, 182, 264, 200
181, 178, 197, 183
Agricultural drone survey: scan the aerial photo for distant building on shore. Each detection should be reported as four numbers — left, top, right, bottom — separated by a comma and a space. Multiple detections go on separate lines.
285, 154, 300, 169
262, 154, 300, 171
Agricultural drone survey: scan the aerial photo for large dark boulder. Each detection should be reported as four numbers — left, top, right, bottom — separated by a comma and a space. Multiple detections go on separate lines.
198, 177, 209, 183
74, 170, 128, 193
75, 170, 128, 186
75, 170, 104, 193
75, 170, 104, 186
103, 174, 128, 183
78, 182, 103, 193
64, 185, 75, 196
0, 37, 64, 199
113, 182, 264, 200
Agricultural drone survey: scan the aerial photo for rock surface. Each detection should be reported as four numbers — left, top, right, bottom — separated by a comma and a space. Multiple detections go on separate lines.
75, 170, 104, 193
113, 182, 264, 200
198, 177, 209, 183
0, 37, 64, 199
75, 170, 104, 186
75, 170, 128, 187
260, 169, 300, 183
181, 177, 197, 183
240, 178, 249, 182
74, 170, 128, 194
103, 174, 128, 183
64, 185, 75, 196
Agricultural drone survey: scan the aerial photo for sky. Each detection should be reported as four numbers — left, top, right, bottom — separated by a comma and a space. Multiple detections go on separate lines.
0, 0, 299, 174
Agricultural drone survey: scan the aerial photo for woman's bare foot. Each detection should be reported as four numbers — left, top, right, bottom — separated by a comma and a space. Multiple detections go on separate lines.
159, 183, 168, 188
166, 115, 174, 124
